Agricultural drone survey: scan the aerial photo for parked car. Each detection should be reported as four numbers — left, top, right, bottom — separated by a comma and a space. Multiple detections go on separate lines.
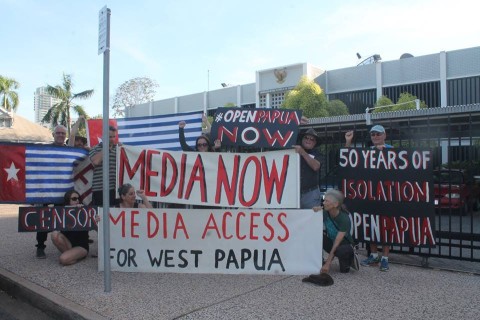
433, 169, 479, 215
473, 175, 480, 212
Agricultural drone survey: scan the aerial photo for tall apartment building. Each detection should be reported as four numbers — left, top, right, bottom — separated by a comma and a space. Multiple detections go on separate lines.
34, 86, 60, 127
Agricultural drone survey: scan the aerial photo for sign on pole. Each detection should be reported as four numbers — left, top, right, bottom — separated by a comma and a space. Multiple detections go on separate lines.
98, 6, 108, 55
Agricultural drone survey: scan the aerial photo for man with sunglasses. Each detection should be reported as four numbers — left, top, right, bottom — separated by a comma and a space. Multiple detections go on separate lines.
294, 128, 322, 209
345, 124, 392, 271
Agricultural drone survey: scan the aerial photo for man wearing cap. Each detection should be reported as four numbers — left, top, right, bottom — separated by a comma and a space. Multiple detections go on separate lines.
294, 128, 322, 208
345, 124, 392, 271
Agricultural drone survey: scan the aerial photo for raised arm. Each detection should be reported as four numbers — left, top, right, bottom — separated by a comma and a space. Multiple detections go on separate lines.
136, 190, 153, 208
345, 130, 354, 147
202, 114, 212, 134
68, 116, 84, 147
178, 121, 194, 152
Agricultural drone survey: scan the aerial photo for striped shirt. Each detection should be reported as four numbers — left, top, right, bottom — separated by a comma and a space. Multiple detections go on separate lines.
89, 143, 117, 191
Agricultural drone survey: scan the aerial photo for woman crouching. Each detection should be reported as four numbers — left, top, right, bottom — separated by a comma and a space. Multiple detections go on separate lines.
313, 189, 358, 273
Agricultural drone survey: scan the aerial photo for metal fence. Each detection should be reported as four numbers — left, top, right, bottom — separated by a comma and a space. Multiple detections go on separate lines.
308, 104, 480, 263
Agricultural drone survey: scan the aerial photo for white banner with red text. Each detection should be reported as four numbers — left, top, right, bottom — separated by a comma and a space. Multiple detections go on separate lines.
117, 145, 301, 208
98, 208, 322, 275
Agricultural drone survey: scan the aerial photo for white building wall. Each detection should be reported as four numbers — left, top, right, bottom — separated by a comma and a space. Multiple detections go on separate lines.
128, 47, 480, 118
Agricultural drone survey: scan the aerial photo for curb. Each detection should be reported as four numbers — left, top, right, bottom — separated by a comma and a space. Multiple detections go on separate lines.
0, 267, 107, 320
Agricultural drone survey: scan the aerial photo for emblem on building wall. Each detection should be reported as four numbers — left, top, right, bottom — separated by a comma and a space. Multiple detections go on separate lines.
274, 68, 287, 84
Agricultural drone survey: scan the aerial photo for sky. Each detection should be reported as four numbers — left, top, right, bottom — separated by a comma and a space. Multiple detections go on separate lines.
1, 0, 479, 123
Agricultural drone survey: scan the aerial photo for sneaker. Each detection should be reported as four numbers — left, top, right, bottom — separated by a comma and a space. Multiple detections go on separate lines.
380, 258, 389, 271
36, 247, 46, 259
351, 254, 360, 271
361, 254, 380, 266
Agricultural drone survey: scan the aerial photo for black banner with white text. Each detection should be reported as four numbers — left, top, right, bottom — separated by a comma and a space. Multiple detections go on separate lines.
210, 108, 302, 148
338, 148, 436, 247
18, 206, 99, 232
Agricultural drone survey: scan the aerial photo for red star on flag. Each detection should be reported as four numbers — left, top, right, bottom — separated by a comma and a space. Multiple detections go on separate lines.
0, 144, 26, 202
4, 162, 20, 181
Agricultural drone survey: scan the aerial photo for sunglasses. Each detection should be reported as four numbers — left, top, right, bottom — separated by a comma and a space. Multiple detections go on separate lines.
70, 197, 79, 201
303, 136, 316, 142
197, 143, 209, 147
370, 132, 384, 136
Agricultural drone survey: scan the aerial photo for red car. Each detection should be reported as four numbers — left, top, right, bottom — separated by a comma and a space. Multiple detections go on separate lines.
433, 169, 478, 215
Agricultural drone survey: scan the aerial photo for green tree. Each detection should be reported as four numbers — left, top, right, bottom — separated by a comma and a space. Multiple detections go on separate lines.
395, 92, 427, 110
280, 76, 328, 118
373, 93, 427, 113
326, 99, 349, 116
373, 95, 394, 112
112, 77, 158, 117
0, 75, 20, 111
42, 73, 93, 135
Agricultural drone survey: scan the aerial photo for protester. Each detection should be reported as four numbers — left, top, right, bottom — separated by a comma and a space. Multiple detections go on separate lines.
68, 116, 90, 150
52, 124, 68, 146
200, 114, 213, 135
313, 189, 359, 273
35, 125, 68, 259
50, 190, 90, 265
294, 128, 322, 208
117, 183, 153, 209
178, 115, 221, 152
89, 125, 118, 206
345, 124, 392, 271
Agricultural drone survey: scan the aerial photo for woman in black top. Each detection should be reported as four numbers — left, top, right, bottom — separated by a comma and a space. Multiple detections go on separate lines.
178, 115, 221, 152
51, 190, 89, 265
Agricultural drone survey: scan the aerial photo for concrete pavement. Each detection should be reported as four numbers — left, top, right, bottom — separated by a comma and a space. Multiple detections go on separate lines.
1, 204, 479, 320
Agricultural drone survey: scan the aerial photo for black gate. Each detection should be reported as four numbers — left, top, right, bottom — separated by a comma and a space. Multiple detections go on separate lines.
308, 104, 480, 262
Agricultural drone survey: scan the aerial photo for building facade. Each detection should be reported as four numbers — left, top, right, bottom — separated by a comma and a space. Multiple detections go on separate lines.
34, 87, 61, 127
130, 46, 480, 118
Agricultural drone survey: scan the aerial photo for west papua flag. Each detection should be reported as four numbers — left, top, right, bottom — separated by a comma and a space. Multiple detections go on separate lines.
0, 143, 88, 204
86, 111, 203, 150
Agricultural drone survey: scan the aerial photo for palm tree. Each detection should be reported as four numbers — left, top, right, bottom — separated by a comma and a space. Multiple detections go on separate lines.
0, 75, 20, 111
42, 73, 94, 135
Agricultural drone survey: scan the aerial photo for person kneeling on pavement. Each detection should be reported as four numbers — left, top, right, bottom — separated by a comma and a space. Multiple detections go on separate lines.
313, 189, 359, 274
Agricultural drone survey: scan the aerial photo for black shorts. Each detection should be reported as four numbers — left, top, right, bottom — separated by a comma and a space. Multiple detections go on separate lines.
61, 231, 89, 252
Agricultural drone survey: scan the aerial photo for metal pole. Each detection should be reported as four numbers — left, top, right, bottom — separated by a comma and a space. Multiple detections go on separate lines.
365, 107, 371, 125
102, 7, 112, 293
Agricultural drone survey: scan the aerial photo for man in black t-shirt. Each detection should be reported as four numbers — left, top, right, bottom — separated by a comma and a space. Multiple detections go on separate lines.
294, 128, 322, 208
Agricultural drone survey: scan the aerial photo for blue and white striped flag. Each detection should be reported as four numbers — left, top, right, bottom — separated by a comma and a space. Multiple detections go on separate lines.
116, 111, 203, 150
0, 143, 88, 204
26, 145, 88, 204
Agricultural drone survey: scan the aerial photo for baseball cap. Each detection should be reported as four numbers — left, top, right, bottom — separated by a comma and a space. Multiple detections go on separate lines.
370, 125, 385, 133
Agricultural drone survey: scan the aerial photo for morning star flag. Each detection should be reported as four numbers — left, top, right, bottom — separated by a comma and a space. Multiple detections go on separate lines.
0, 143, 88, 204
87, 111, 203, 150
